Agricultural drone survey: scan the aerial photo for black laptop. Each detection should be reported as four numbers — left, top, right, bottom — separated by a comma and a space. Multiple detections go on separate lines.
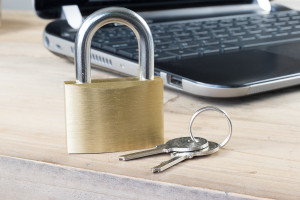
35, 0, 300, 97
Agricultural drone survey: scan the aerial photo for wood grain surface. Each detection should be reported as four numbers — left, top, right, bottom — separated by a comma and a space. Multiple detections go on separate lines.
0, 2, 300, 199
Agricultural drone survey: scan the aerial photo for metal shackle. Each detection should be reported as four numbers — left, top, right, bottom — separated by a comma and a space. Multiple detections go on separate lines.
75, 7, 155, 83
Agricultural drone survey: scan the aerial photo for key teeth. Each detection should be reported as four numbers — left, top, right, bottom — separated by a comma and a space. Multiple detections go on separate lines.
152, 167, 161, 173
119, 157, 125, 161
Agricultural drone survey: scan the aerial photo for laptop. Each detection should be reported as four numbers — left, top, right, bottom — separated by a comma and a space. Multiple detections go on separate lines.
34, 0, 300, 97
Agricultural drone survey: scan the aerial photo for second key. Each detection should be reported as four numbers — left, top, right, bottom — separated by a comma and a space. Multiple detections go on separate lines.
119, 137, 208, 161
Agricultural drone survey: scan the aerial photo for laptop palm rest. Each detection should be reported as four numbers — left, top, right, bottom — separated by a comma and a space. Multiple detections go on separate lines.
156, 42, 300, 87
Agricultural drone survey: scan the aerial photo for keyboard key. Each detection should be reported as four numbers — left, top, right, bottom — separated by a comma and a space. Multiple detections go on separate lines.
156, 53, 177, 61
186, 26, 201, 31
219, 23, 233, 27
291, 31, 300, 35
250, 20, 263, 25
179, 41, 200, 49
276, 12, 289, 17
112, 42, 136, 48
117, 49, 134, 58
231, 31, 246, 36
228, 27, 242, 31
236, 17, 248, 22
258, 23, 272, 28
173, 31, 190, 37
168, 28, 183, 32
175, 37, 193, 42
243, 25, 258, 30
220, 44, 239, 52
102, 45, 116, 53
249, 30, 262, 34
154, 39, 173, 45
166, 49, 198, 59
239, 35, 300, 49
157, 44, 180, 51
202, 46, 220, 55
91, 41, 101, 49
205, 20, 218, 25
288, 11, 299, 16
192, 30, 208, 35
153, 33, 172, 39
220, 18, 234, 23
215, 33, 229, 38
203, 24, 218, 29
211, 28, 226, 33
275, 32, 289, 37
256, 34, 273, 39
292, 16, 300, 20
223, 38, 239, 43
240, 36, 256, 41
274, 22, 286, 26
288, 21, 300, 25
279, 17, 290, 22
103, 38, 131, 45
116, 48, 139, 58
265, 28, 278, 33
262, 19, 276, 23
235, 21, 248, 26
279, 26, 292, 31
194, 36, 211, 40
203, 39, 219, 46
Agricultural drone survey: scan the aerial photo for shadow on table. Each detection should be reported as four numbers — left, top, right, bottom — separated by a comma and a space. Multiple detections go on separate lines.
179, 85, 300, 106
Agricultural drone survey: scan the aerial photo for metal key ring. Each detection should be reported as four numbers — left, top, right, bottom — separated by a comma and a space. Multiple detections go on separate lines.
189, 106, 232, 148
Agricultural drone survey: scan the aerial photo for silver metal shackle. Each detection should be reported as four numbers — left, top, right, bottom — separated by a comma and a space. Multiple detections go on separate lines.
75, 7, 155, 83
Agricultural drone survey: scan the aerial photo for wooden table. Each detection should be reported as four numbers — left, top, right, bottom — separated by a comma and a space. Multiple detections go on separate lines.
0, 1, 300, 199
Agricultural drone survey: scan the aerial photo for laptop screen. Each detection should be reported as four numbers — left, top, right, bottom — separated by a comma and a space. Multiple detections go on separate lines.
35, 0, 253, 19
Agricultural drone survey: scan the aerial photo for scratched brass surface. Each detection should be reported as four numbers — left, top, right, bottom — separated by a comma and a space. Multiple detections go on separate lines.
64, 76, 164, 153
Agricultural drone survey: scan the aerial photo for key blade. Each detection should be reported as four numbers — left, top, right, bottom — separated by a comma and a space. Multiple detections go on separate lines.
119, 146, 166, 161
152, 155, 188, 173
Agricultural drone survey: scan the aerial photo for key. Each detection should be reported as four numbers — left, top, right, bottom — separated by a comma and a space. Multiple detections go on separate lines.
152, 141, 219, 173
119, 137, 208, 161
166, 49, 198, 59
155, 52, 177, 62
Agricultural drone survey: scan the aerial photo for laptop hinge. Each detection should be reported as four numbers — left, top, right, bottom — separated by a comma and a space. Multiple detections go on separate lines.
255, 0, 271, 12
61, 5, 83, 29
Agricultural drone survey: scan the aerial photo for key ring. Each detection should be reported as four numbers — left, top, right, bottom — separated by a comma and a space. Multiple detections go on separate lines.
189, 106, 232, 148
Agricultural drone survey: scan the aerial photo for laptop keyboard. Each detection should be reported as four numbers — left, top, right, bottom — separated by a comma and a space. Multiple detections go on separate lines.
61, 10, 300, 62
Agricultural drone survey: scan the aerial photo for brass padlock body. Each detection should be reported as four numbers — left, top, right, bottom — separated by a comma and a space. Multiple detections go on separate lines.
65, 77, 164, 153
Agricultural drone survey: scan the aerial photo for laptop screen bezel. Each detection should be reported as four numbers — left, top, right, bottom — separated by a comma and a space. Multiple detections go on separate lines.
34, 0, 254, 19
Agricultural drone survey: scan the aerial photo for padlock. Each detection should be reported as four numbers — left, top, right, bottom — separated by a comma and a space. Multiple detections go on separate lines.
64, 7, 164, 153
